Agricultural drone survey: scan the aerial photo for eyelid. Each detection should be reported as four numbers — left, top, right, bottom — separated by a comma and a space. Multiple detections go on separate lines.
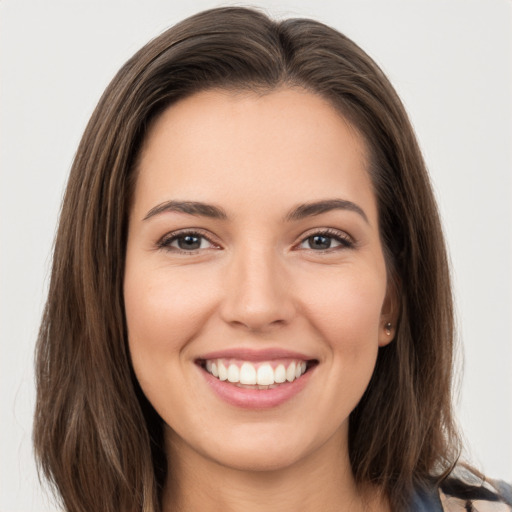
157, 228, 222, 253
156, 226, 355, 254
294, 227, 355, 251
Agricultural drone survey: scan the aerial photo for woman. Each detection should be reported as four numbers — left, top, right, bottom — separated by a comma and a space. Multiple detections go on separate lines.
33, 7, 511, 512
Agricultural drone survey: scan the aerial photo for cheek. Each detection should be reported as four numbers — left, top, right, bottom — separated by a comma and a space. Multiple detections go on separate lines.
123, 266, 216, 414
296, 263, 386, 353
124, 265, 219, 361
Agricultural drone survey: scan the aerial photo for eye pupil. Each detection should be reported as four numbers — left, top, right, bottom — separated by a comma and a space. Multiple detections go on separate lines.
178, 235, 201, 250
309, 235, 331, 250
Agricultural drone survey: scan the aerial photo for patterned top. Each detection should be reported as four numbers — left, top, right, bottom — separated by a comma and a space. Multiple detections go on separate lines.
411, 473, 512, 511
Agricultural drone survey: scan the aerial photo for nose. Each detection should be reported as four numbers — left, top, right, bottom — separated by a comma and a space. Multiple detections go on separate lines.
219, 245, 296, 333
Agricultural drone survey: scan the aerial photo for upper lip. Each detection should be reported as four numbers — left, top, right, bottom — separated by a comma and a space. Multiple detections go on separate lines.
197, 348, 316, 362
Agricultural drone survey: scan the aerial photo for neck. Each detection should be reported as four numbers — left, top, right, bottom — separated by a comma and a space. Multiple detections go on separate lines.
162, 427, 388, 512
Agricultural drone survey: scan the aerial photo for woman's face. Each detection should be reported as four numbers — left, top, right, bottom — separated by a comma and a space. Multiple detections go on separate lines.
124, 88, 394, 472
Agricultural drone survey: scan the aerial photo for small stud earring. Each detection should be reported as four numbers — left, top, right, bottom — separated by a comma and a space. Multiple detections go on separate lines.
385, 322, 392, 335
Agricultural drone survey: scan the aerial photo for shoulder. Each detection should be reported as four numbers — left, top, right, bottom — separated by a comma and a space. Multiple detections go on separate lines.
438, 468, 512, 512
410, 468, 512, 512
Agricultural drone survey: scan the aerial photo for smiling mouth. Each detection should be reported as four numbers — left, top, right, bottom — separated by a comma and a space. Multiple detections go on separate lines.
197, 358, 318, 389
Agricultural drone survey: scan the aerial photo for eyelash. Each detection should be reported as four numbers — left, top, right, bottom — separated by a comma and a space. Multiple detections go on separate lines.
156, 228, 355, 255
157, 229, 219, 254
297, 228, 355, 252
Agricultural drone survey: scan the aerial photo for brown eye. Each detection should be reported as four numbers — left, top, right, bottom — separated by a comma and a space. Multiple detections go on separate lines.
307, 235, 333, 250
158, 231, 218, 253
298, 230, 354, 251
176, 234, 203, 250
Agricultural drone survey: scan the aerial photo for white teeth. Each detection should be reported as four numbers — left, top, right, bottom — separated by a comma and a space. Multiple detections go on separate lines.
227, 364, 239, 383
257, 364, 274, 385
274, 364, 286, 383
204, 358, 309, 386
286, 362, 296, 382
239, 362, 257, 385
218, 361, 228, 381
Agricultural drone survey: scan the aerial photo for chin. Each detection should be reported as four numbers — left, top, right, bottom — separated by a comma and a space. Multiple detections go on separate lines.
209, 446, 308, 474
171, 420, 339, 475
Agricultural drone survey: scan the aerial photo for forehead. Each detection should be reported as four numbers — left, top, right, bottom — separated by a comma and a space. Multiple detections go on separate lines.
133, 87, 377, 224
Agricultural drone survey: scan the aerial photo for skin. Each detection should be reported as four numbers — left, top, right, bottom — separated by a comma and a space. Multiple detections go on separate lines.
124, 88, 396, 512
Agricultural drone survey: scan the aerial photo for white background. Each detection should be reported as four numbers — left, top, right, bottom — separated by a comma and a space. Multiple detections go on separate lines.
1, 1, 511, 510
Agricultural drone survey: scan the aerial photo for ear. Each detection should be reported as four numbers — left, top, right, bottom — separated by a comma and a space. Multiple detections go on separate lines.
378, 276, 400, 347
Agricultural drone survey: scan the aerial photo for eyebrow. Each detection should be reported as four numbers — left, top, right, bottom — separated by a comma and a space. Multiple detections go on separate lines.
143, 200, 228, 221
284, 199, 368, 224
143, 198, 368, 223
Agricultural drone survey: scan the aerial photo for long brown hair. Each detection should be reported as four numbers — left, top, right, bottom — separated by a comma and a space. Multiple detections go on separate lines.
34, 7, 460, 512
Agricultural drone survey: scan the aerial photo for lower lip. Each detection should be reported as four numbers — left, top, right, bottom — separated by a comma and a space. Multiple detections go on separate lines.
200, 366, 314, 409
